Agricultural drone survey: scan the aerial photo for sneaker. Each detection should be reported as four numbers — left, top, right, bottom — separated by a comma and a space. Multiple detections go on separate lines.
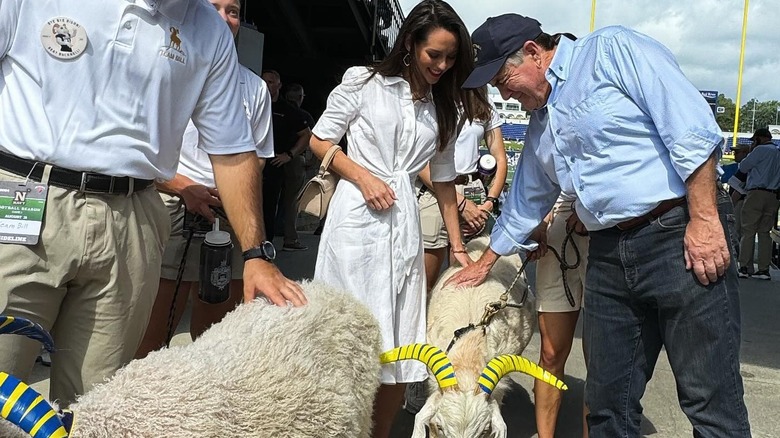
752, 270, 771, 280
737, 267, 751, 278
36, 351, 51, 367
282, 240, 308, 251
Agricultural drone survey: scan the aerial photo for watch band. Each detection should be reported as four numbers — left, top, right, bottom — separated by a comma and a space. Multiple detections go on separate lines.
242, 247, 271, 262
485, 196, 499, 204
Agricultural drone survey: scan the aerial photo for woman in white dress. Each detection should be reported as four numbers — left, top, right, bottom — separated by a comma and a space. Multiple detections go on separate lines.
309, 1, 488, 436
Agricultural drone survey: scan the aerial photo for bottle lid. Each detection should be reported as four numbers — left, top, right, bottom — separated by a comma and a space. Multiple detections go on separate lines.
204, 229, 231, 246
477, 154, 497, 175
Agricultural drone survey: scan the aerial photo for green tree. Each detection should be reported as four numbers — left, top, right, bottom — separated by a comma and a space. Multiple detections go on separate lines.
715, 94, 736, 133
738, 99, 780, 132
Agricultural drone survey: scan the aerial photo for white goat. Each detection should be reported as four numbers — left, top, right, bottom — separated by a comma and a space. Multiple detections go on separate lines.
381, 237, 568, 438
0, 281, 382, 438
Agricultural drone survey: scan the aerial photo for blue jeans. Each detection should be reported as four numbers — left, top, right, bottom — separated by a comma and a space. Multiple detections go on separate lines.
583, 189, 751, 437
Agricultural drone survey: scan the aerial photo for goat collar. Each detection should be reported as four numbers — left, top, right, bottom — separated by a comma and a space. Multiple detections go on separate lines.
445, 323, 486, 353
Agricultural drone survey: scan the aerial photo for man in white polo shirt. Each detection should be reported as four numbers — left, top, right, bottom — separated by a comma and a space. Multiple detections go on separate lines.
135, 0, 277, 358
0, 0, 305, 406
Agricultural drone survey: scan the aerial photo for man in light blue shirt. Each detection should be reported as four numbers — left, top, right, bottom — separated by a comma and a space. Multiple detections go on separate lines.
453, 14, 750, 437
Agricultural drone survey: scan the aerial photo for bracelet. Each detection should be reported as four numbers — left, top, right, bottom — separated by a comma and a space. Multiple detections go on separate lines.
451, 248, 467, 254
457, 197, 467, 212
485, 196, 498, 204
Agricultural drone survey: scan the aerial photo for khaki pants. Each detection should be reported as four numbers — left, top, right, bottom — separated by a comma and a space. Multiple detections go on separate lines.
739, 190, 780, 271
0, 168, 169, 405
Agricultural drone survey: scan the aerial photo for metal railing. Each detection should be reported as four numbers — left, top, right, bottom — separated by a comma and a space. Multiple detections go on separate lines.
360, 0, 404, 59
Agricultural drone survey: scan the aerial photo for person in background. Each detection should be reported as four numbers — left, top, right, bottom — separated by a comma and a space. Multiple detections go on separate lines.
724, 142, 752, 267
529, 192, 589, 438
135, 0, 276, 359
0, 0, 304, 407
261, 70, 312, 252
452, 13, 750, 437
308, 1, 487, 436
736, 127, 780, 280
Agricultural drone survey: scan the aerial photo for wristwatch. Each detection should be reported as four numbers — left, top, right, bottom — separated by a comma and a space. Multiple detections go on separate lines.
242, 241, 276, 262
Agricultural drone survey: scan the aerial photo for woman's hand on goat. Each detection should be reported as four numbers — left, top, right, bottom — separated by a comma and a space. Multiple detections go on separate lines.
357, 172, 397, 210
243, 259, 307, 307
450, 247, 474, 268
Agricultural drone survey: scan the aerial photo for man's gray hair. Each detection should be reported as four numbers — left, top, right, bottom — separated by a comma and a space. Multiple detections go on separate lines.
504, 48, 526, 68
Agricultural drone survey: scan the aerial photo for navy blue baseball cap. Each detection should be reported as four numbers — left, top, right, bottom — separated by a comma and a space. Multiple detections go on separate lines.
462, 14, 543, 89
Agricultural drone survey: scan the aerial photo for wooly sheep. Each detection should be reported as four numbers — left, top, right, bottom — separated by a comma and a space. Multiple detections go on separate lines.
382, 236, 567, 438
0, 281, 382, 438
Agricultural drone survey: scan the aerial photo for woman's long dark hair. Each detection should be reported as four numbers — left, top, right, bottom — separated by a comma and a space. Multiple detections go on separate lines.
370, 0, 490, 151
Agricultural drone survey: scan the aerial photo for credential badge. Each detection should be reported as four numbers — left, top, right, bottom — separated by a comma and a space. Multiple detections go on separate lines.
40, 17, 88, 60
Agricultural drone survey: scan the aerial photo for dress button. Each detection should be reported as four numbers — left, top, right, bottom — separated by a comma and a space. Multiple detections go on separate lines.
123, 21, 133, 30
556, 128, 562, 135
570, 156, 576, 163
596, 211, 603, 218
579, 183, 585, 191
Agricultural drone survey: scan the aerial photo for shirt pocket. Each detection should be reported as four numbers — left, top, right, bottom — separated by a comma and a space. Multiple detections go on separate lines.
559, 92, 617, 154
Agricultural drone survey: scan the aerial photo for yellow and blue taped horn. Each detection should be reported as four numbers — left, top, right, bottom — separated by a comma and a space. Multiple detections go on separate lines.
380, 344, 458, 389
478, 355, 568, 396
0, 372, 68, 438
0, 316, 55, 353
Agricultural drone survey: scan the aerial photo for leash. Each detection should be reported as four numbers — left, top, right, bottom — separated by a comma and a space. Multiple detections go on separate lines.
446, 256, 532, 353
445, 226, 582, 353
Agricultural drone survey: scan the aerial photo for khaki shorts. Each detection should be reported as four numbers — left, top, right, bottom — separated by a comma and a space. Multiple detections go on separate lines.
417, 189, 449, 250
535, 200, 589, 313
416, 179, 488, 250
159, 192, 244, 282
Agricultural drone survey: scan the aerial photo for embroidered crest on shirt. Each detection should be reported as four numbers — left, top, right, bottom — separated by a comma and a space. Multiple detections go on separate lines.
40, 17, 88, 59
159, 27, 187, 65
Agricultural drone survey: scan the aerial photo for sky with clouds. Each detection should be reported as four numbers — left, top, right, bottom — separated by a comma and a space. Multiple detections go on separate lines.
398, 0, 779, 104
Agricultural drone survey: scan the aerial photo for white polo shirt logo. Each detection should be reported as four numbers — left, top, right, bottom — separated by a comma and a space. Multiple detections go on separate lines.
158, 26, 187, 65
40, 18, 88, 59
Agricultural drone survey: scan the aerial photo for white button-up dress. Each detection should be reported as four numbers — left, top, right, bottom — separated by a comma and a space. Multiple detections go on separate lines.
312, 67, 456, 384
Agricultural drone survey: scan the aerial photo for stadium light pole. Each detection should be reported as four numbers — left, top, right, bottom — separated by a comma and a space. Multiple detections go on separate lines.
590, 0, 596, 32
732, 0, 750, 149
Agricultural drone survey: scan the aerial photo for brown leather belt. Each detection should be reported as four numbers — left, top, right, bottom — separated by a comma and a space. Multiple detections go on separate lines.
615, 197, 687, 231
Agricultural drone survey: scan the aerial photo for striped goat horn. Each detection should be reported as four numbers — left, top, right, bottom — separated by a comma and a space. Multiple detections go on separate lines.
0, 372, 68, 438
380, 344, 458, 389
0, 316, 55, 353
478, 355, 568, 396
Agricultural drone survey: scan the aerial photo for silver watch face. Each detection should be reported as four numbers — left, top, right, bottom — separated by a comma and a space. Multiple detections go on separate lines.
262, 240, 276, 260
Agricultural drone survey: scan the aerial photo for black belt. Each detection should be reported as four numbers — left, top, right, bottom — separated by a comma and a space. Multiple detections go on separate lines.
0, 150, 154, 195
453, 172, 480, 185
749, 187, 779, 193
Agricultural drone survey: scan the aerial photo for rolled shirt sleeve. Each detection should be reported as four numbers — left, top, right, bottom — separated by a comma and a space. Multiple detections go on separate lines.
429, 135, 457, 182
312, 67, 369, 144
490, 141, 560, 256
191, 25, 254, 156
603, 29, 723, 182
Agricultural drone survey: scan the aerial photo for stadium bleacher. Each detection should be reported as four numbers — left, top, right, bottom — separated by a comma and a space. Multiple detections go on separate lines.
500, 123, 528, 141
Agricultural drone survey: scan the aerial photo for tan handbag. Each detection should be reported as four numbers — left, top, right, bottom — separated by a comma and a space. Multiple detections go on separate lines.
296, 145, 342, 219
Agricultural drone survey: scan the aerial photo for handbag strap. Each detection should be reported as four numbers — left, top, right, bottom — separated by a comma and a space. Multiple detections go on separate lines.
318, 145, 342, 177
